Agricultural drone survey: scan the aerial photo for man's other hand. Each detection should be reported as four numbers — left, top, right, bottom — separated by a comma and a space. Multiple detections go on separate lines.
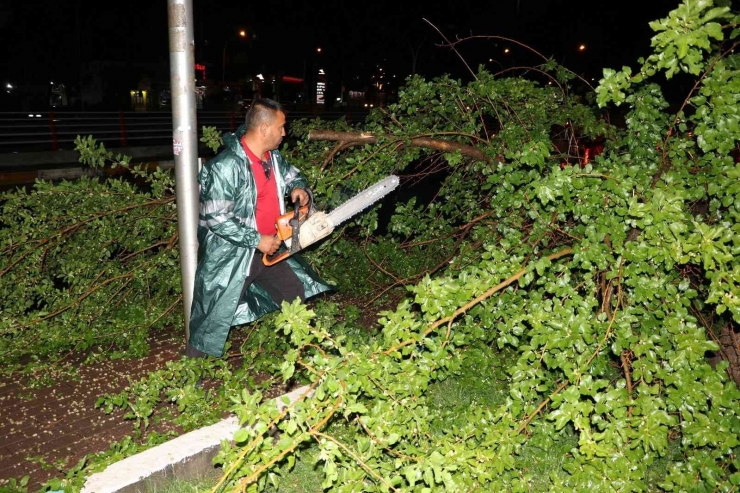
290, 188, 309, 206
257, 235, 281, 255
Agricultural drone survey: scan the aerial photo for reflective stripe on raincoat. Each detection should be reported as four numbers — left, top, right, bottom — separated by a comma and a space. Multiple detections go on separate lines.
188, 125, 332, 357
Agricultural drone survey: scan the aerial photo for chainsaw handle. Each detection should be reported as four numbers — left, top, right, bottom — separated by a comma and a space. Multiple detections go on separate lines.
263, 249, 291, 266
262, 199, 310, 266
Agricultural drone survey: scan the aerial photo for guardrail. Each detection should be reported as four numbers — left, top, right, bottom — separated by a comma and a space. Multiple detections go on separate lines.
0, 109, 368, 153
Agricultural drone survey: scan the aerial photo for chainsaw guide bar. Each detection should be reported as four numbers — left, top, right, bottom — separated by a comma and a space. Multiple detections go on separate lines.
326, 175, 400, 227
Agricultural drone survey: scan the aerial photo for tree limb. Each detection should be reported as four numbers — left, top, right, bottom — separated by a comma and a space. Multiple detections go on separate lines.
383, 247, 574, 356
308, 130, 494, 163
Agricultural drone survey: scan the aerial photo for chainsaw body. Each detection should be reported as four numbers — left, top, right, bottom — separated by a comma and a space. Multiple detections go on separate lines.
262, 175, 399, 266
263, 207, 335, 266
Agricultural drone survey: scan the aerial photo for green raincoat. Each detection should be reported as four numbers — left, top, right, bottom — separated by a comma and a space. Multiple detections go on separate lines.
189, 125, 332, 357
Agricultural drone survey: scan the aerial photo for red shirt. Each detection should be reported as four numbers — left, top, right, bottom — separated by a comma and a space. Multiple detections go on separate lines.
242, 141, 280, 235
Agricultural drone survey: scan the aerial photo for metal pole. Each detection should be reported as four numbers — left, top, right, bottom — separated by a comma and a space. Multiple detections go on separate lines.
167, 0, 199, 343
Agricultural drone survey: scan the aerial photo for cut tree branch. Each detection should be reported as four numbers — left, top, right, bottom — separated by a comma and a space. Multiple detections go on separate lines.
308, 130, 494, 163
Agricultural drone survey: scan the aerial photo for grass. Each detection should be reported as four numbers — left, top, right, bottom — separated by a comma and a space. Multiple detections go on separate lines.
141, 449, 326, 493
141, 468, 221, 492
643, 435, 684, 488
267, 446, 325, 493
426, 343, 513, 434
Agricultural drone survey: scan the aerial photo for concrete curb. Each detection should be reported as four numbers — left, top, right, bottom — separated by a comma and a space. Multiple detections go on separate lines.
0, 146, 174, 170
80, 385, 313, 493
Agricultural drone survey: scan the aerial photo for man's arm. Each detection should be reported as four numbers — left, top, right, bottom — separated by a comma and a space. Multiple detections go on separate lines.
275, 153, 310, 206
199, 161, 262, 249
275, 153, 307, 191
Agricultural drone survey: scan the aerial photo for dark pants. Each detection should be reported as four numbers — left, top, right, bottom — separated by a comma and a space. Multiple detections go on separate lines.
186, 253, 304, 358
240, 253, 306, 305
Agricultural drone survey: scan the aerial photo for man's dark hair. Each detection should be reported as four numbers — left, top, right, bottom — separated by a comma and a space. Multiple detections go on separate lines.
244, 98, 285, 130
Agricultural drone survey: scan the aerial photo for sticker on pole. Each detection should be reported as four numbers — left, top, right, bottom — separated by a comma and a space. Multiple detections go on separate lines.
173, 139, 183, 156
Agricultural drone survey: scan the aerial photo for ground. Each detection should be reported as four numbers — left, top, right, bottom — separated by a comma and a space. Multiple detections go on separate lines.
0, 327, 187, 491
0, 291, 393, 492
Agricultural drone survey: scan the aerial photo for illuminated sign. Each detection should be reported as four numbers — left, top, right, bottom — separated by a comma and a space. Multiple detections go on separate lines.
195, 63, 207, 80
316, 81, 326, 104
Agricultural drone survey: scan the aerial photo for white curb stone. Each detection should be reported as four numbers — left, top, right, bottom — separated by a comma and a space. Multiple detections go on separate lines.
81, 385, 312, 493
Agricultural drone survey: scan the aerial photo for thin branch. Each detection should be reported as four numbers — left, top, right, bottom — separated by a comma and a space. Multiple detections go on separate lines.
36, 273, 134, 323
0, 238, 50, 278
492, 66, 567, 98
361, 238, 400, 282
320, 141, 365, 171
362, 211, 497, 306
517, 260, 625, 434
233, 397, 345, 492
621, 351, 634, 397
120, 232, 178, 261
314, 430, 400, 492
0, 197, 174, 279
383, 247, 573, 356
214, 373, 328, 492
147, 294, 183, 329
423, 18, 477, 80
652, 40, 740, 188
356, 417, 419, 462
516, 380, 569, 434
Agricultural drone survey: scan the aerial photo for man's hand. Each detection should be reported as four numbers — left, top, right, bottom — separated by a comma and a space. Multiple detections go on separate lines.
290, 188, 309, 206
257, 235, 281, 255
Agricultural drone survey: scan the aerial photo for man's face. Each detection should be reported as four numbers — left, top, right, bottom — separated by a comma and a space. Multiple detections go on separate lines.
263, 111, 286, 150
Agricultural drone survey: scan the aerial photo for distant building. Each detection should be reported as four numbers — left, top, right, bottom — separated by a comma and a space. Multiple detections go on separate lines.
76, 60, 169, 110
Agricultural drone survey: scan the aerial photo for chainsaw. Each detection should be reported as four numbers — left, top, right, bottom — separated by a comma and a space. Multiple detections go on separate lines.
263, 175, 400, 266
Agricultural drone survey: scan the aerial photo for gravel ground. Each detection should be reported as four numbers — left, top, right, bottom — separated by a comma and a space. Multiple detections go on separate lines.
0, 326, 188, 491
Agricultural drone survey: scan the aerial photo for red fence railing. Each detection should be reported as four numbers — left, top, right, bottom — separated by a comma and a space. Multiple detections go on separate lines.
0, 108, 367, 153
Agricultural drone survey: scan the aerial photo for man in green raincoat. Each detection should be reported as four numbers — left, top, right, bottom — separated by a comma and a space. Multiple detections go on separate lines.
187, 99, 331, 358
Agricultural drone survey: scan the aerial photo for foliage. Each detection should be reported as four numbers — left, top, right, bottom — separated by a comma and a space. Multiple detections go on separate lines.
209, 1, 740, 491
96, 356, 238, 432
92, 313, 313, 436
38, 430, 179, 493
0, 475, 29, 493
2, 0, 740, 491
0, 137, 181, 382
202, 125, 225, 153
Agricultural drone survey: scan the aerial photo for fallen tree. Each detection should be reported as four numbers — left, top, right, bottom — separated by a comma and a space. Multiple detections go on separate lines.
210, 2, 740, 491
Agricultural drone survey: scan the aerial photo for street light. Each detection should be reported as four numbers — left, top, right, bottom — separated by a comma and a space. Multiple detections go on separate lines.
222, 29, 247, 82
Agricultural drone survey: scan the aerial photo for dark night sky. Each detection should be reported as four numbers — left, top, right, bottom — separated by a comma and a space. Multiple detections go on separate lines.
0, 1, 693, 90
